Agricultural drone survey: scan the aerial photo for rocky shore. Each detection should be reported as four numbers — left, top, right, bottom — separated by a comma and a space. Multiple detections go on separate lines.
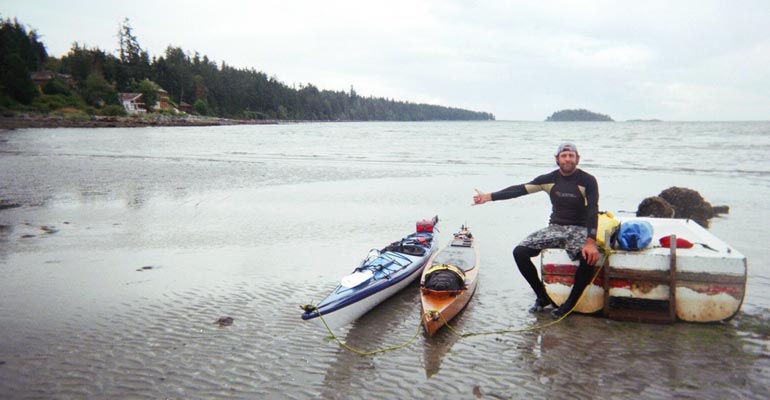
0, 114, 280, 130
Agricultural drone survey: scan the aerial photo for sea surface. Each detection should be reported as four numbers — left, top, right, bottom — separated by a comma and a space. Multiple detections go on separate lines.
1, 121, 769, 399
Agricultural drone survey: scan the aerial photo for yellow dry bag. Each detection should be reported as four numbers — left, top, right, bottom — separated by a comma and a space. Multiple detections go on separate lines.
597, 211, 621, 249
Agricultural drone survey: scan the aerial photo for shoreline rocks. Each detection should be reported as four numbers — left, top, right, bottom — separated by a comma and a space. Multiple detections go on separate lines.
0, 114, 281, 130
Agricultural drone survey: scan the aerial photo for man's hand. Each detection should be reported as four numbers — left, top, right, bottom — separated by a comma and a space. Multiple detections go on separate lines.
582, 238, 600, 266
473, 188, 491, 206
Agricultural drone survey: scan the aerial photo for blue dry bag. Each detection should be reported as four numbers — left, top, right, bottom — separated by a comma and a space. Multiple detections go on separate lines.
616, 220, 654, 250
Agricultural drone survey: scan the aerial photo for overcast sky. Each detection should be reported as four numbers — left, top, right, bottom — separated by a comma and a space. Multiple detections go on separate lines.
3, 0, 769, 121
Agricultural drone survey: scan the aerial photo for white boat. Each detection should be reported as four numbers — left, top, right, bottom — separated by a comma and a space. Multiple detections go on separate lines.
302, 217, 439, 330
541, 217, 747, 323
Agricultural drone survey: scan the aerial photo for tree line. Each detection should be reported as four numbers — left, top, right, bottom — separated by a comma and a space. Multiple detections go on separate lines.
0, 17, 494, 121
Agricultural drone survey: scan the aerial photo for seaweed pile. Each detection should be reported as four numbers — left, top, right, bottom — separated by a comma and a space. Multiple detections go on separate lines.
636, 187, 729, 227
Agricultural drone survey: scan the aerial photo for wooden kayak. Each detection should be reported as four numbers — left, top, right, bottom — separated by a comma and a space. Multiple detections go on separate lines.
420, 225, 480, 336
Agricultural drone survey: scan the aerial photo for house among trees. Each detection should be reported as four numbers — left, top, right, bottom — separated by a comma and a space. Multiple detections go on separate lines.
119, 93, 146, 114
30, 71, 74, 91
179, 102, 193, 114
154, 88, 177, 112
119, 86, 178, 115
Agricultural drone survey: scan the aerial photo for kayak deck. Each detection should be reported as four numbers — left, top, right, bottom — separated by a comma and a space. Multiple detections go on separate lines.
302, 218, 439, 330
420, 226, 480, 336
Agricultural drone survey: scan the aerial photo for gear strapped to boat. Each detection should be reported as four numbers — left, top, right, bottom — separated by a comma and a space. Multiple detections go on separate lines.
423, 264, 466, 291
416, 219, 435, 232
597, 211, 620, 248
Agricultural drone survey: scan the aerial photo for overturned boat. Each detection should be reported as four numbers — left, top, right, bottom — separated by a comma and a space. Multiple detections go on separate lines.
302, 217, 439, 330
541, 217, 747, 323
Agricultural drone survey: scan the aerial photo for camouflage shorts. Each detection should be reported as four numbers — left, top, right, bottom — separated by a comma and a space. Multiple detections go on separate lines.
519, 224, 587, 260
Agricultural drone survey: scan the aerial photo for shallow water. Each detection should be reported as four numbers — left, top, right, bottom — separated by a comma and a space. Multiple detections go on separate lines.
1, 122, 769, 399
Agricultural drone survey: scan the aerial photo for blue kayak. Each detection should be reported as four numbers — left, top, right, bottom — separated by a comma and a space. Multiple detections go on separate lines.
301, 217, 439, 329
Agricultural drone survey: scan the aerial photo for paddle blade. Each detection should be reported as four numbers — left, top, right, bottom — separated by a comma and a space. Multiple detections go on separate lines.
340, 270, 374, 288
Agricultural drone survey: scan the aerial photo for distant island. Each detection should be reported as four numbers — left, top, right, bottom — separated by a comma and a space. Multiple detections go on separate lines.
546, 109, 614, 122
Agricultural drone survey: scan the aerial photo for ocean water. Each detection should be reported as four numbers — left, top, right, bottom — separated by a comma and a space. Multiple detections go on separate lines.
1, 121, 769, 399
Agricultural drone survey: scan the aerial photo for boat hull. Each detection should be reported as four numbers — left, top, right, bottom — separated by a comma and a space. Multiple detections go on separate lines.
306, 261, 428, 329
302, 220, 439, 330
541, 217, 747, 323
420, 226, 480, 336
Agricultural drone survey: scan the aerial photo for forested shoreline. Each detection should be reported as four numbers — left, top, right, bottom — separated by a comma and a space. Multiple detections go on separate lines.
0, 17, 494, 125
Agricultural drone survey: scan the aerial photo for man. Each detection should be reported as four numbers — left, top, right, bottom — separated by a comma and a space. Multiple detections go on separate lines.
472, 142, 600, 319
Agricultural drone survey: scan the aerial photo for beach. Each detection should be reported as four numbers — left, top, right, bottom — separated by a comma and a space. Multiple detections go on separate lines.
1, 121, 769, 399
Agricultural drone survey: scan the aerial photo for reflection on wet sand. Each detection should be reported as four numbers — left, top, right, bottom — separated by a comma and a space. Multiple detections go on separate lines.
320, 281, 424, 399
422, 323, 461, 378
531, 315, 766, 398
421, 300, 478, 378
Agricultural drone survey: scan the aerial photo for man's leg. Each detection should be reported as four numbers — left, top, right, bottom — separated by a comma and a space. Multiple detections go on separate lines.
513, 245, 552, 312
551, 256, 594, 318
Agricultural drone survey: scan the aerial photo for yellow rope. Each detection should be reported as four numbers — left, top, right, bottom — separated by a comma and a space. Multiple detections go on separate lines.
306, 304, 433, 356
436, 258, 607, 338
308, 247, 614, 354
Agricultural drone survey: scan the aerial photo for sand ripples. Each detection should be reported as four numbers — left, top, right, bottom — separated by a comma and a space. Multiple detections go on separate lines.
4, 274, 770, 399
3, 122, 770, 398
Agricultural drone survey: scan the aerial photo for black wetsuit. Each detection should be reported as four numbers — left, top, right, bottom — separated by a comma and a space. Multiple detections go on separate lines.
492, 168, 600, 315
491, 169, 599, 240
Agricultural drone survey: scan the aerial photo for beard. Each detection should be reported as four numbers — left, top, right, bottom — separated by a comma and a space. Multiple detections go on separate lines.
558, 161, 577, 175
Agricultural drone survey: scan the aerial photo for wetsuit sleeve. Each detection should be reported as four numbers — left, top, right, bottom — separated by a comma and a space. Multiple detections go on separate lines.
584, 174, 599, 240
490, 172, 553, 201
490, 184, 528, 200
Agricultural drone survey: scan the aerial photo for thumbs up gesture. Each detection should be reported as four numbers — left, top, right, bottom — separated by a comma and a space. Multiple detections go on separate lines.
473, 188, 490, 206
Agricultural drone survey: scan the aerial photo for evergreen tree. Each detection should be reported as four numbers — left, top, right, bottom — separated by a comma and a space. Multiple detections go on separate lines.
61, 43, 110, 82
0, 18, 47, 71
0, 18, 47, 104
193, 98, 208, 115
116, 18, 150, 86
118, 18, 142, 65
134, 79, 159, 111
42, 77, 72, 96
2, 53, 37, 104
81, 72, 117, 106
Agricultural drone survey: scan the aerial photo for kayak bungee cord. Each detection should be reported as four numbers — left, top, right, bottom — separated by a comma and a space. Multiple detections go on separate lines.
304, 247, 613, 355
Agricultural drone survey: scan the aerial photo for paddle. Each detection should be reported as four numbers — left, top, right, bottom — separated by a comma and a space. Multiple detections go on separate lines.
340, 270, 374, 288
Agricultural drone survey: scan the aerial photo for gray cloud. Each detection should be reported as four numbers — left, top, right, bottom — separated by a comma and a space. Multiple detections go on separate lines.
4, 0, 769, 120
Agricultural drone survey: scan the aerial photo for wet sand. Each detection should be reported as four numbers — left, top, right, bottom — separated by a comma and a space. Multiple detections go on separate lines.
2, 182, 769, 399
1, 124, 769, 399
